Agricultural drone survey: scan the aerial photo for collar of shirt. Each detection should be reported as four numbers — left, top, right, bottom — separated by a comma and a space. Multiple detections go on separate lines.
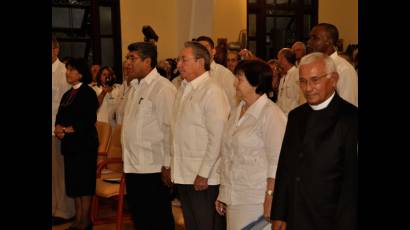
72, 82, 82, 89
330, 50, 338, 60
210, 61, 217, 71
181, 71, 210, 91
239, 94, 269, 119
52, 58, 62, 73
309, 92, 335, 110
288, 65, 297, 73
129, 68, 158, 88
284, 65, 297, 76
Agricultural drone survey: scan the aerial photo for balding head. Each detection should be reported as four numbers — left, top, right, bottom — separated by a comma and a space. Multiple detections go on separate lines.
277, 48, 296, 71
291, 41, 306, 61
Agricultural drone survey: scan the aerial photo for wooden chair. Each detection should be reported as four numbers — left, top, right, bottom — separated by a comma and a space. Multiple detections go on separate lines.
91, 125, 131, 230
95, 121, 112, 164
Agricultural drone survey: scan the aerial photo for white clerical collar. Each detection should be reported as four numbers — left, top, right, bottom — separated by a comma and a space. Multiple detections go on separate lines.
72, 82, 82, 89
309, 92, 335, 110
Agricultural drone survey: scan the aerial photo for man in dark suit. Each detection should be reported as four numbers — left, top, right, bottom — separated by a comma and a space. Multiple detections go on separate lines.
270, 52, 357, 230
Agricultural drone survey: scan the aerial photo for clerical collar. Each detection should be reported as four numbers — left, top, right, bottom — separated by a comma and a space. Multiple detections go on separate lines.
309, 92, 335, 110
72, 82, 82, 89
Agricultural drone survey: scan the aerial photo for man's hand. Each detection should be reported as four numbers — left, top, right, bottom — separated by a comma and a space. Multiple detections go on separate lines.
54, 125, 65, 140
239, 49, 255, 60
161, 166, 172, 187
193, 175, 208, 191
215, 200, 227, 216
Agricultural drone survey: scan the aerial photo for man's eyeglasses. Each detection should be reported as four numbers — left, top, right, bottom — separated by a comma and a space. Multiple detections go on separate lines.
125, 55, 140, 62
298, 72, 332, 87
176, 57, 196, 64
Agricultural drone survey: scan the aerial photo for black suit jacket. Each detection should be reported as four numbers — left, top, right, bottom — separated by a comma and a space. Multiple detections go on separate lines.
55, 83, 99, 155
271, 93, 357, 230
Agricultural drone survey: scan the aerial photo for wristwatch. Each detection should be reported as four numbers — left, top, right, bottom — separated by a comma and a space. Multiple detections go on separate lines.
266, 190, 273, 196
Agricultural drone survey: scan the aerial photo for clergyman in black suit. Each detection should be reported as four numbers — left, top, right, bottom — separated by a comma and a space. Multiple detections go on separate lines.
270, 52, 357, 230
55, 58, 99, 230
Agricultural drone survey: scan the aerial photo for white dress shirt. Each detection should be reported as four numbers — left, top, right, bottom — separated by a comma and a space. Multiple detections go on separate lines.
330, 51, 358, 107
171, 75, 183, 90
52, 58, 70, 135
276, 66, 305, 115
121, 68, 176, 173
94, 83, 123, 127
217, 94, 287, 205
210, 61, 239, 110
114, 82, 130, 125
171, 71, 230, 185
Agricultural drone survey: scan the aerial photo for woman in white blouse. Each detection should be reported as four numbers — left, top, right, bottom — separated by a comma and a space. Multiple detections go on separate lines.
93, 66, 123, 126
215, 60, 287, 230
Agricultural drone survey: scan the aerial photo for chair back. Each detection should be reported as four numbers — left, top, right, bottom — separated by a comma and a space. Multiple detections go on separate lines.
106, 124, 122, 172
96, 121, 112, 153
92, 124, 131, 230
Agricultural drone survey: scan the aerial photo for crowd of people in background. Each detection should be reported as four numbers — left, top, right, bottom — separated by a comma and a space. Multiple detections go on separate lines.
52, 22, 357, 230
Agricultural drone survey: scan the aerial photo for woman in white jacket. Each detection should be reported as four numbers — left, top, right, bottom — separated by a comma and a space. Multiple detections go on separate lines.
215, 60, 287, 230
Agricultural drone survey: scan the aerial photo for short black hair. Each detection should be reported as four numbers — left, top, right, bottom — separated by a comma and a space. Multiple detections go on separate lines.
234, 60, 273, 95
65, 58, 92, 84
127, 42, 158, 68
316, 23, 339, 46
196, 36, 215, 48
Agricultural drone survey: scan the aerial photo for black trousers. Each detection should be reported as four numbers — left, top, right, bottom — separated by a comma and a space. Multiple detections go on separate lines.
125, 173, 175, 230
177, 184, 226, 230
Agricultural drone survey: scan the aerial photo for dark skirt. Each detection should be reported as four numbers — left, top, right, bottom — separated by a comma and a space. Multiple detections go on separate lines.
64, 151, 97, 197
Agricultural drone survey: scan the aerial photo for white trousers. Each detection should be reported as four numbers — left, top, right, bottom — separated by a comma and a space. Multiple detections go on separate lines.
52, 136, 74, 218
226, 203, 271, 230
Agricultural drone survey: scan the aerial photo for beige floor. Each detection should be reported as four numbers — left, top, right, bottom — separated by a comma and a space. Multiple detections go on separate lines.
52, 201, 185, 230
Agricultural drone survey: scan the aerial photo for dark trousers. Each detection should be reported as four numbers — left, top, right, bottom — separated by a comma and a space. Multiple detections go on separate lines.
177, 184, 226, 230
125, 173, 175, 230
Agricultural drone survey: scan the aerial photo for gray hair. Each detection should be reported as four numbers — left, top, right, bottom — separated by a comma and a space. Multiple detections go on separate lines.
292, 41, 306, 51
299, 52, 336, 77
184, 41, 211, 71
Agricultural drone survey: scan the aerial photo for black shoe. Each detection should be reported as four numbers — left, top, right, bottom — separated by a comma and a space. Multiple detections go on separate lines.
52, 216, 75, 226
85, 223, 93, 230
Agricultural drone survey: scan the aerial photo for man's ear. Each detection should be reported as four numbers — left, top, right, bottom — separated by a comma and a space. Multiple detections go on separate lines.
144, 57, 151, 67
331, 72, 339, 86
198, 57, 205, 67
211, 48, 216, 58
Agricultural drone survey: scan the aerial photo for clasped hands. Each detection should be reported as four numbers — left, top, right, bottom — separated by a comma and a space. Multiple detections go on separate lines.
54, 125, 74, 140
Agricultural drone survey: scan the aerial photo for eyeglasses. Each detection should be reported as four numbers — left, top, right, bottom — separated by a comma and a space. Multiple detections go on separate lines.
176, 57, 196, 64
298, 72, 332, 87
125, 55, 140, 62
